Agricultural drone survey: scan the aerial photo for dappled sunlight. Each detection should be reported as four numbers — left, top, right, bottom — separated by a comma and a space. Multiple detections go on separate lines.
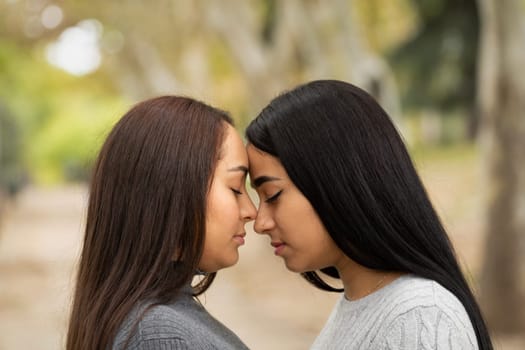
46, 20, 103, 76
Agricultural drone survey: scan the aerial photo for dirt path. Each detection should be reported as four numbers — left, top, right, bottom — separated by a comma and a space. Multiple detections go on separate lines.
0, 186, 86, 349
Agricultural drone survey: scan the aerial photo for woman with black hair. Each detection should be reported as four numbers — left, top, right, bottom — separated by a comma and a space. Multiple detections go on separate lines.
67, 96, 256, 349
246, 80, 492, 349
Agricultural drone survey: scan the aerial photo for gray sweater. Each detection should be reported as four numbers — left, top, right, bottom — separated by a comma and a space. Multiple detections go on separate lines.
113, 284, 249, 350
311, 274, 479, 350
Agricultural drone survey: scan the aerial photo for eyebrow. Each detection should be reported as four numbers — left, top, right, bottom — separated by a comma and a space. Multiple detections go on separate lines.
251, 175, 281, 188
227, 165, 249, 175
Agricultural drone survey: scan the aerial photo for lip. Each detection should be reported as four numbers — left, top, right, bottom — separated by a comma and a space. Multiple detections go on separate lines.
271, 241, 286, 256
233, 233, 246, 245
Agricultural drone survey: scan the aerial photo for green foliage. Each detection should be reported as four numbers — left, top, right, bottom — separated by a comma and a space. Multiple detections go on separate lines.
403, 109, 470, 147
356, 0, 419, 53
0, 0, 482, 187
0, 39, 127, 185
409, 137, 476, 164
29, 94, 126, 184
389, 0, 479, 113
0, 101, 25, 196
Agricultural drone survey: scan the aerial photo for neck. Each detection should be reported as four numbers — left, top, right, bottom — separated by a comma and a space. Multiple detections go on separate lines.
334, 257, 403, 300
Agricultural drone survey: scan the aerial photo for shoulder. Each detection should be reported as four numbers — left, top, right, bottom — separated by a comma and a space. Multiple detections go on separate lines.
114, 298, 249, 350
384, 276, 473, 325
376, 276, 478, 349
113, 302, 197, 349
139, 304, 195, 338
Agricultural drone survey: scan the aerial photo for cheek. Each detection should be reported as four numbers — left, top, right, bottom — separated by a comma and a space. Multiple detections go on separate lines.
279, 196, 334, 249
207, 187, 239, 229
277, 193, 320, 232
199, 239, 240, 272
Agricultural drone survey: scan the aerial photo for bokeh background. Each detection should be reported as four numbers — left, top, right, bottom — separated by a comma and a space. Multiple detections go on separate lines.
1, 0, 524, 349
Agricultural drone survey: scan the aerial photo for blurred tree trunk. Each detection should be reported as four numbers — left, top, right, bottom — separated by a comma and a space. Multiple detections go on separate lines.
111, 34, 181, 100
199, 0, 287, 112
200, 0, 400, 126
2, 0, 402, 129
477, 0, 525, 334
334, 0, 401, 124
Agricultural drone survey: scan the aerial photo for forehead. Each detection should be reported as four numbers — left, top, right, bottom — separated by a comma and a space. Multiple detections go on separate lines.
218, 125, 248, 167
246, 145, 287, 177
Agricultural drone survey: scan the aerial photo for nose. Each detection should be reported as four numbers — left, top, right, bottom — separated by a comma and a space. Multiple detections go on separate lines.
253, 207, 274, 235
241, 193, 257, 222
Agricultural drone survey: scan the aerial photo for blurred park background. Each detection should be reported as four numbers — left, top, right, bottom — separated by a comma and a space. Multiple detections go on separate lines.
1, 0, 524, 349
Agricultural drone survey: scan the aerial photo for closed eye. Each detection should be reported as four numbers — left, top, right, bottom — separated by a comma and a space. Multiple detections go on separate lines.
265, 190, 282, 203
231, 188, 243, 195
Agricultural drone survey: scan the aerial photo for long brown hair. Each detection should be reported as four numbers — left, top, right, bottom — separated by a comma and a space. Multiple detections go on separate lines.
66, 96, 233, 350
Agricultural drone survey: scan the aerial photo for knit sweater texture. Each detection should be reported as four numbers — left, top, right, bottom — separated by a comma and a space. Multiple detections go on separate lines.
311, 274, 479, 350
112, 284, 248, 350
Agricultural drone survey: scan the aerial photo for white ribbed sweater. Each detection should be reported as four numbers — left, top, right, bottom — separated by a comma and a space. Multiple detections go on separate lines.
311, 274, 479, 350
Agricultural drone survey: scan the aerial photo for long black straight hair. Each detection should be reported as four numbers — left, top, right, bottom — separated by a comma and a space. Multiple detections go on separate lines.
246, 80, 492, 349
67, 96, 232, 350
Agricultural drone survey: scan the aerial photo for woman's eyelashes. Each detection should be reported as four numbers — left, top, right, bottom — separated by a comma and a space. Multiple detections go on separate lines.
231, 188, 243, 195
265, 190, 282, 203
231, 177, 248, 196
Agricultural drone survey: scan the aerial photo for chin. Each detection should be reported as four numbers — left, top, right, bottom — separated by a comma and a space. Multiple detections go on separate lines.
284, 260, 307, 273
201, 254, 239, 272
221, 254, 240, 270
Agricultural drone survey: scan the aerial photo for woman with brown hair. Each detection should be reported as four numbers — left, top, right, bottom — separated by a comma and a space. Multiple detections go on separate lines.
66, 96, 256, 349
